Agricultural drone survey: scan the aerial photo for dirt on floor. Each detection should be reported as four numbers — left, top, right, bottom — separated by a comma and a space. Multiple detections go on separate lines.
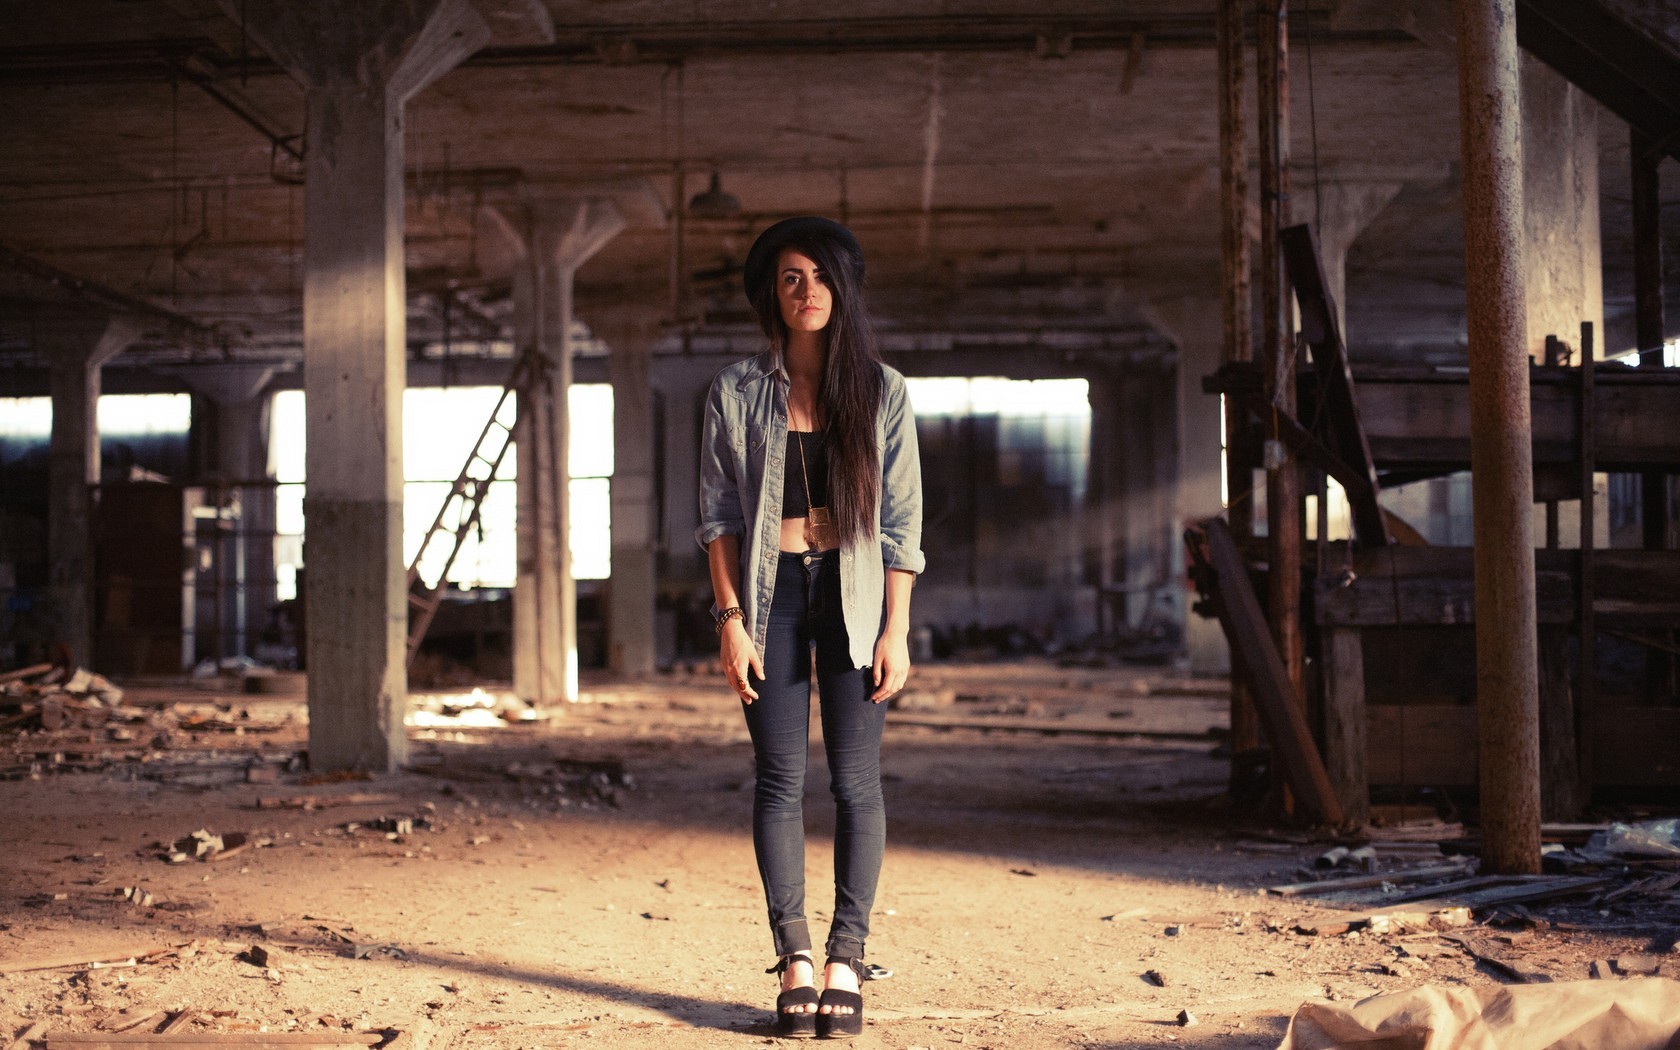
2, 661, 1678, 1050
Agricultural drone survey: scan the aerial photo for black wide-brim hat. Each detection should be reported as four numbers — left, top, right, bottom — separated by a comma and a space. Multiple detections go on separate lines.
742, 216, 863, 300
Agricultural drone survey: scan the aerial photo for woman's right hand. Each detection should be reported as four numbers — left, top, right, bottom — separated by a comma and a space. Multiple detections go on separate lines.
720, 620, 764, 703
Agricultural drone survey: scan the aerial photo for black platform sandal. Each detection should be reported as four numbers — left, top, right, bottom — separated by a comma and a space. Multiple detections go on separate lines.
767, 953, 819, 1039
815, 955, 865, 1040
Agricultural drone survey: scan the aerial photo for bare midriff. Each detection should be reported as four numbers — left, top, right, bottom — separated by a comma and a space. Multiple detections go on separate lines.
779, 518, 839, 554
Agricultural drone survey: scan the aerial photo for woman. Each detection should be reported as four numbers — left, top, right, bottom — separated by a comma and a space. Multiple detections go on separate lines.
696, 216, 924, 1039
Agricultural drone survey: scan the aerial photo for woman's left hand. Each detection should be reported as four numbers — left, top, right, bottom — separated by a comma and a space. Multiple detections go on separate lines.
870, 630, 910, 703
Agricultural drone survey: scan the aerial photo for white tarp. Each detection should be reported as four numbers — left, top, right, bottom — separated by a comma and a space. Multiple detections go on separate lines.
1277, 978, 1680, 1050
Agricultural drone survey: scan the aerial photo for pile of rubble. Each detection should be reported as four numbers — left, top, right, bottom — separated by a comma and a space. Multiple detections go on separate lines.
1, 663, 126, 733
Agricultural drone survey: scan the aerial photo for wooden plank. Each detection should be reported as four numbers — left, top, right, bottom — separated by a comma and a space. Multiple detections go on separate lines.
0, 945, 180, 976
0, 663, 53, 685
1268, 861, 1474, 897
1591, 708, 1680, 786
46, 1036, 381, 1049
1378, 875, 1612, 914
253, 792, 402, 811
1281, 223, 1389, 547
1322, 628, 1369, 826
1195, 519, 1344, 825
885, 711, 1219, 740
1579, 325, 1597, 798
1538, 625, 1583, 819
1368, 705, 1477, 786
1342, 364, 1680, 471
1439, 932, 1551, 983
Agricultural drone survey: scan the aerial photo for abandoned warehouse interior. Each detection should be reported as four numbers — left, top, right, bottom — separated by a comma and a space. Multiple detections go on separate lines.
3, 0, 1680, 1046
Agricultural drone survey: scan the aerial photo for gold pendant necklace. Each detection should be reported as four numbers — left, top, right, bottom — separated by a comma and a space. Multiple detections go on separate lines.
797, 431, 838, 551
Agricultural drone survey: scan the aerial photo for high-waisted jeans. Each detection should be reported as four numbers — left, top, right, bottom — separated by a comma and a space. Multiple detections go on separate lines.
742, 549, 887, 961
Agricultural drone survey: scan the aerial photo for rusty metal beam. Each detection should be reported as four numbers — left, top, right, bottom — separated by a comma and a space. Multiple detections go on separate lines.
1217, 0, 1261, 761
1257, 0, 1305, 730
1455, 0, 1541, 876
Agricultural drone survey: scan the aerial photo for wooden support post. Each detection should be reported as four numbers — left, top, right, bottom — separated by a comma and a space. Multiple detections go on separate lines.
1631, 129, 1674, 703
1257, 0, 1305, 729
1195, 520, 1344, 826
1455, 0, 1540, 875
1578, 321, 1596, 798
1218, 0, 1260, 758
1543, 334, 1562, 549
1322, 626, 1369, 825
1538, 624, 1582, 819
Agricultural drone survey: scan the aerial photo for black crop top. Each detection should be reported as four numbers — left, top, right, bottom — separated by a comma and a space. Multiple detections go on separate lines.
782, 430, 829, 518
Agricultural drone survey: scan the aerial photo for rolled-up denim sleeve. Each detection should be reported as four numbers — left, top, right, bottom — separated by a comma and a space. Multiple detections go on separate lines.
695, 374, 745, 550
878, 372, 925, 574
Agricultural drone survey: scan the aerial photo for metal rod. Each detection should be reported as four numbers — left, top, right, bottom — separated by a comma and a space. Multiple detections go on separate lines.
1257, 0, 1305, 719
1630, 129, 1673, 701
1218, 0, 1261, 758
1456, 0, 1540, 874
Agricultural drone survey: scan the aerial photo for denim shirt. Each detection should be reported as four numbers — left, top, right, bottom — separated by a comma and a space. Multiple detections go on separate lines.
696, 350, 925, 670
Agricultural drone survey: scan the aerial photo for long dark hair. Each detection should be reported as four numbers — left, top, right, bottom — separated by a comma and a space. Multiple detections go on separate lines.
747, 223, 884, 548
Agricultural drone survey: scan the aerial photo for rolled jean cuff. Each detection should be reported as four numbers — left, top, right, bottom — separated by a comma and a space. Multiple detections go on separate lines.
825, 934, 865, 961
773, 919, 812, 957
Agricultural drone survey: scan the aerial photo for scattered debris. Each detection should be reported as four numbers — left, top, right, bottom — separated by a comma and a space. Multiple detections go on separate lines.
255, 792, 404, 811
1615, 954, 1662, 976
45, 1031, 387, 1048
0, 943, 186, 976
1269, 860, 1475, 897
160, 830, 261, 864
1586, 819, 1680, 860
8, 1021, 49, 1050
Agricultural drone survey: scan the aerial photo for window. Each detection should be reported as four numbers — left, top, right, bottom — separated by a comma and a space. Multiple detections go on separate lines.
269, 385, 614, 601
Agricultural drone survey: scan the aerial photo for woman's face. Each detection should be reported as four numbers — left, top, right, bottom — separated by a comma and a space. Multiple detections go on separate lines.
775, 249, 833, 333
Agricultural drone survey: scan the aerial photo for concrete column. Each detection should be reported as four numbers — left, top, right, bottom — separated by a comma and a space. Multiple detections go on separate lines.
595, 313, 664, 677
1309, 181, 1404, 335
1520, 56, 1603, 363
178, 364, 277, 481
177, 364, 281, 661
1455, 0, 1541, 875
46, 316, 142, 669
1144, 295, 1231, 674
231, 0, 489, 772
489, 200, 626, 704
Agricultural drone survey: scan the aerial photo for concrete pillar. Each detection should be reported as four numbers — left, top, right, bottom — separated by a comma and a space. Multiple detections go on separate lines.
1309, 181, 1404, 336
489, 199, 626, 704
178, 364, 277, 482
1520, 56, 1603, 363
46, 315, 142, 669
595, 313, 663, 677
231, 0, 489, 772
1455, 0, 1541, 875
1143, 295, 1231, 675
177, 364, 281, 661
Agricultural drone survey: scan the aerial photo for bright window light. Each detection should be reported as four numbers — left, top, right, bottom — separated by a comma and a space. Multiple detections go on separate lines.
101, 393, 191, 435
269, 384, 615, 592
906, 376, 1090, 418
0, 394, 191, 438
0, 398, 52, 438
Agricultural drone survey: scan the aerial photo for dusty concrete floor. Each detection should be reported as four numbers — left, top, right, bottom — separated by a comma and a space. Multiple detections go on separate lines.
2, 662, 1675, 1049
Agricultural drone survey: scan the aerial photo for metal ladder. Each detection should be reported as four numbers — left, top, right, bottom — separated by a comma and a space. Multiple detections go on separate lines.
404, 352, 536, 668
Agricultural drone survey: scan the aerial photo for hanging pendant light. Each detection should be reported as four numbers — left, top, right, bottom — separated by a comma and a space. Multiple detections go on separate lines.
687, 170, 741, 220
